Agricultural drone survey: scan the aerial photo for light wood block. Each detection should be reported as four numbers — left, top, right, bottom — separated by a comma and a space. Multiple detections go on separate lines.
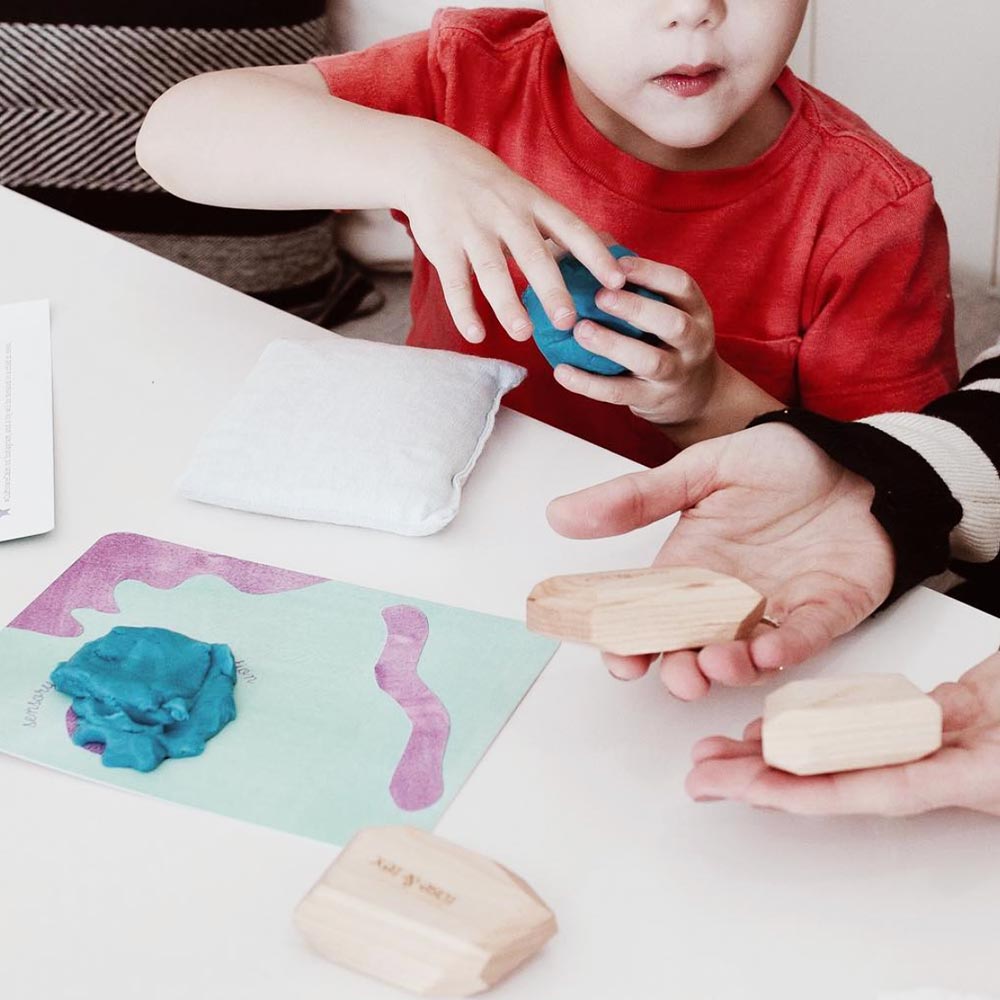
294, 826, 557, 996
525, 567, 766, 655
762, 674, 943, 776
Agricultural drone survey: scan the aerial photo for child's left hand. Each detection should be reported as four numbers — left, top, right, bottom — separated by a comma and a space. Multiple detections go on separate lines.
552, 255, 719, 427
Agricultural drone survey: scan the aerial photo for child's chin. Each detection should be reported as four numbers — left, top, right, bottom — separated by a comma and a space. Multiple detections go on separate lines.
629, 98, 735, 151
642, 118, 733, 152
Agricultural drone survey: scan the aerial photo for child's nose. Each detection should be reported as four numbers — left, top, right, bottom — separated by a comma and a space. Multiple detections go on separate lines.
662, 0, 723, 31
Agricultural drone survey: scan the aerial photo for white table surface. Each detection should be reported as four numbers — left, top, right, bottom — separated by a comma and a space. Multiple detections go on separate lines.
1, 187, 999, 1000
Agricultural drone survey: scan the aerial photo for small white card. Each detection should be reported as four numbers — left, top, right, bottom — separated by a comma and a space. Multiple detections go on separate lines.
0, 300, 54, 542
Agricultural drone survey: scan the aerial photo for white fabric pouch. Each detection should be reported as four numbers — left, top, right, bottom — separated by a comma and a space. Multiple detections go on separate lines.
178, 337, 525, 536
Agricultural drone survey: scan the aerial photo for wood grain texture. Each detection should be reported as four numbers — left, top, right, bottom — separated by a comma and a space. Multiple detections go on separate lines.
762, 674, 943, 777
294, 826, 556, 996
526, 567, 765, 655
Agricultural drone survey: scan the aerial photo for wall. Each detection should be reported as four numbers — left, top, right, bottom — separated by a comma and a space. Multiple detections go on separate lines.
792, 0, 1000, 292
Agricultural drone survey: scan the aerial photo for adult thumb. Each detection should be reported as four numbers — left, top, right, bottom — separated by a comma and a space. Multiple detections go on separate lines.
546, 441, 720, 540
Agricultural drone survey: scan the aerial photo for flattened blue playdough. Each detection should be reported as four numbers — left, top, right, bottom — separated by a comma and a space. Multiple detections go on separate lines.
523, 244, 666, 376
50, 626, 237, 772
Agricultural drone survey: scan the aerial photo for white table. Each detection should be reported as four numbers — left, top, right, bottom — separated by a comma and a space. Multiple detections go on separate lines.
2, 187, 999, 1000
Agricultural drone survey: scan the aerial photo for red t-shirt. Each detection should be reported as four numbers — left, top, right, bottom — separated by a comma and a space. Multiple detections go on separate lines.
312, 8, 957, 467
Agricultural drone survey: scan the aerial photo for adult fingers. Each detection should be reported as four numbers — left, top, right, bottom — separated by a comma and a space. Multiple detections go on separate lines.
602, 651, 654, 681
546, 439, 722, 539
930, 680, 983, 734
747, 597, 862, 672
696, 640, 763, 689
660, 641, 767, 699
686, 752, 962, 816
659, 649, 711, 700
688, 618, 789, 691
690, 735, 759, 765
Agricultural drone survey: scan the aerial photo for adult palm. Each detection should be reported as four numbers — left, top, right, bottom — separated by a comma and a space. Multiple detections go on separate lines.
687, 652, 1000, 817
546, 422, 895, 699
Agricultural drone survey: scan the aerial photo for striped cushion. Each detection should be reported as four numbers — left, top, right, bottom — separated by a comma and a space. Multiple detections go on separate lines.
0, 1, 381, 327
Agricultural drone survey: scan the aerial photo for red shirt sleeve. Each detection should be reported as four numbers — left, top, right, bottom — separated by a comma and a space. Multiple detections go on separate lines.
797, 181, 958, 419
309, 28, 441, 121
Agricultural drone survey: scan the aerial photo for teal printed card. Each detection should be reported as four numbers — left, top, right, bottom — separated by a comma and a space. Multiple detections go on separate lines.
0, 534, 557, 845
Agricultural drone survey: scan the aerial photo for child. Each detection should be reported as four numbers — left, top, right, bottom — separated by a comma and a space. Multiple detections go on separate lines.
137, 2, 957, 467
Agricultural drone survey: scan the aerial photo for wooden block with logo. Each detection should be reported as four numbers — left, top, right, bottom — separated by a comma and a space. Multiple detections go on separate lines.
762, 674, 943, 776
525, 566, 766, 656
294, 826, 557, 996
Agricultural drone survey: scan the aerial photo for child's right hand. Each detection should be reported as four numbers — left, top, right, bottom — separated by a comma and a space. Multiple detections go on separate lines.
687, 651, 1000, 817
400, 121, 626, 343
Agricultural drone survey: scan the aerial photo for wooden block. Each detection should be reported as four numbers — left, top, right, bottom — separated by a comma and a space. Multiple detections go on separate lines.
762, 674, 943, 776
294, 826, 557, 996
525, 566, 766, 656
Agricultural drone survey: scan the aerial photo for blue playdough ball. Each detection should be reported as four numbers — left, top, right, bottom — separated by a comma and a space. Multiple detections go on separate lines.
523, 244, 666, 376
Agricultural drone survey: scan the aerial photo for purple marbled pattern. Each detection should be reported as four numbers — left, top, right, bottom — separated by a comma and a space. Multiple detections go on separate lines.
374, 605, 450, 812
65, 708, 104, 755
10, 533, 324, 637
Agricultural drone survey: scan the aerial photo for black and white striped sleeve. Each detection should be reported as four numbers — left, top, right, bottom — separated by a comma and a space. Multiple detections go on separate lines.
750, 341, 1000, 608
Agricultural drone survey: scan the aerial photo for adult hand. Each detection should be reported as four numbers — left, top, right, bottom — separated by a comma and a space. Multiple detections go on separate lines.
686, 652, 1000, 817
547, 423, 895, 698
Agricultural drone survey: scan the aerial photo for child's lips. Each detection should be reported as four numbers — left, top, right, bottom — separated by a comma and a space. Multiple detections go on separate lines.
653, 64, 723, 98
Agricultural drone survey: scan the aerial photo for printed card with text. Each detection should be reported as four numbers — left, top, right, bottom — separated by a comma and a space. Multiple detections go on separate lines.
0, 534, 558, 845
0, 299, 54, 542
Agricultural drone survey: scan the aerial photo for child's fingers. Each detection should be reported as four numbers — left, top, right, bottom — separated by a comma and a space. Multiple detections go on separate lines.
574, 321, 678, 381
535, 199, 626, 291
619, 256, 709, 318
504, 229, 577, 330
552, 363, 658, 410
552, 364, 633, 404
433, 252, 486, 343
465, 234, 534, 341
594, 289, 704, 358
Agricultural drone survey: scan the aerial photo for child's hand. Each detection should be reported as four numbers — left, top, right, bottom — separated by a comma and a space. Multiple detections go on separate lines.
401, 123, 625, 344
686, 652, 1000, 817
551, 256, 718, 426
